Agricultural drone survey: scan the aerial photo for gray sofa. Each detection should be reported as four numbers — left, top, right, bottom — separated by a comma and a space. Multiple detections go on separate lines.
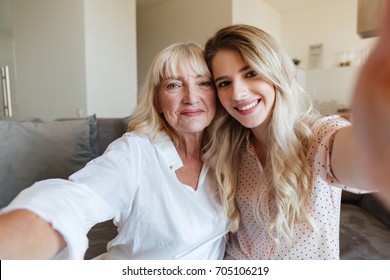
0, 115, 125, 259
0, 116, 389, 259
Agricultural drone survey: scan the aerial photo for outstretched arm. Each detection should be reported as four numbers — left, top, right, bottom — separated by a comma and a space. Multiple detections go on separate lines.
351, 0, 390, 206
333, 1, 390, 207
0, 210, 66, 259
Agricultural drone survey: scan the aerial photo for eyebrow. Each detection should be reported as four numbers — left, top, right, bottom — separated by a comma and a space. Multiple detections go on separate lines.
214, 65, 250, 83
165, 74, 207, 80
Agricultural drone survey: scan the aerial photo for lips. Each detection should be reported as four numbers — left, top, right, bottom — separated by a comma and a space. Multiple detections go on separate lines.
180, 109, 204, 116
235, 99, 260, 112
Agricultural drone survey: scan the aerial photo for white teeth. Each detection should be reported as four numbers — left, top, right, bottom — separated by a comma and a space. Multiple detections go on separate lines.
237, 100, 258, 111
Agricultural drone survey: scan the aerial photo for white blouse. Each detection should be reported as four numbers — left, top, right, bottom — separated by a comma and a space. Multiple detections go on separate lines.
2, 132, 229, 259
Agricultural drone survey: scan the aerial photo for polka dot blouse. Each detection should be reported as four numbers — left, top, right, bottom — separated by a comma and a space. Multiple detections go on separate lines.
224, 115, 363, 260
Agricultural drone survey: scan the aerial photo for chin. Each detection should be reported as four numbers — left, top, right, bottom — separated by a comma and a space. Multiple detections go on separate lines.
234, 116, 264, 129
241, 123, 261, 129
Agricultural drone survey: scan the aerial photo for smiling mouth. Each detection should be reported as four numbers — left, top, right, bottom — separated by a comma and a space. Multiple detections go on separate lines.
235, 99, 259, 111
181, 109, 204, 116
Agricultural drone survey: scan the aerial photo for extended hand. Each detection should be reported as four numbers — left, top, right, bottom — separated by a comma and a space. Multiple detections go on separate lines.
352, 1, 390, 207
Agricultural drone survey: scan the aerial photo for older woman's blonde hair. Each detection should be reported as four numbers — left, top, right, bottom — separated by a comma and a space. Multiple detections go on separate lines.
204, 24, 321, 242
128, 42, 213, 146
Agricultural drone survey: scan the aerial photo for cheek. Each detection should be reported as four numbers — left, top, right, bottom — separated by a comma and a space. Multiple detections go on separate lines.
217, 91, 231, 111
208, 92, 217, 108
267, 87, 276, 106
158, 95, 177, 115
202, 89, 217, 111
263, 83, 276, 98
157, 94, 165, 112
208, 98, 217, 118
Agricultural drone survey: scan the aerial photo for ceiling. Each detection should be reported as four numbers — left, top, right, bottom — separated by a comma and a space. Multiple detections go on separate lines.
137, 0, 340, 13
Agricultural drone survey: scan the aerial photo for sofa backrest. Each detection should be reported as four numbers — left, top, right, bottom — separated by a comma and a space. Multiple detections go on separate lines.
0, 116, 128, 208
96, 118, 128, 156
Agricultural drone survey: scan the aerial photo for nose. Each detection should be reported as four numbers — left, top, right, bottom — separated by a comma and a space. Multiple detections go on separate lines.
183, 84, 200, 104
232, 79, 249, 100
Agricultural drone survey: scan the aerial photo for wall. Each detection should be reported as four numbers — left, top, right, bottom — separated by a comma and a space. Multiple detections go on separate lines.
282, 0, 377, 69
280, 0, 378, 114
84, 0, 137, 118
232, 0, 281, 42
305, 66, 361, 114
10, 0, 137, 120
136, 0, 231, 88
12, 0, 87, 120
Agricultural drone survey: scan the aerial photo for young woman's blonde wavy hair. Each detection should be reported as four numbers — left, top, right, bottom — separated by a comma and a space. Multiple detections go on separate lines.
127, 42, 213, 147
203, 24, 321, 242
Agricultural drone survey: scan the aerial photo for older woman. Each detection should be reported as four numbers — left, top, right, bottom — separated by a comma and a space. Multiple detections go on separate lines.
0, 43, 230, 259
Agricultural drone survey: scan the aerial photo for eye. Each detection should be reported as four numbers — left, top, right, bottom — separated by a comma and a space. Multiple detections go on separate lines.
216, 80, 231, 88
245, 70, 257, 78
199, 80, 212, 87
163, 81, 183, 92
166, 83, 180, 89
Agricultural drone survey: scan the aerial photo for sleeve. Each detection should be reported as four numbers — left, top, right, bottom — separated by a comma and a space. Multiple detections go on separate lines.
0, 133, 145, 259
311, 115, 367, 193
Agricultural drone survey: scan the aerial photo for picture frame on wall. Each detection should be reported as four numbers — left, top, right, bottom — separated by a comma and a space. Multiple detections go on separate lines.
308, 43, 323, 69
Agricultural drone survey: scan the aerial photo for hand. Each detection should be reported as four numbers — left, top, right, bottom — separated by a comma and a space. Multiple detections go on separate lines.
0, 210, 66, 259
352, 1, 390, 208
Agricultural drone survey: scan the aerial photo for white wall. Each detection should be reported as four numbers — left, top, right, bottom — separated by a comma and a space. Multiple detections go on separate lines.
232, 0, 281, 42
12, 0, 87, 120
282, 0, 377, 69
305, 66, 361, 114
84, 0, 137, 118
280, 0, 378, 114
136, 0, 231, 88
10, 0, 137, 120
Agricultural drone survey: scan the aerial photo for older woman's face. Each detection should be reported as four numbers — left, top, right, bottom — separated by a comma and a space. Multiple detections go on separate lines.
158, 69, 216, 137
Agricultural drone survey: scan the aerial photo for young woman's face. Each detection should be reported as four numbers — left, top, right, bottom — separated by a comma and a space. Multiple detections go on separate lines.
211, 49, 276, 129
157, 69, 216, 137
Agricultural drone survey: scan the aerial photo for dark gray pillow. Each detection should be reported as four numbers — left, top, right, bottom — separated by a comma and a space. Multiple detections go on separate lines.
0, 115, 98, 208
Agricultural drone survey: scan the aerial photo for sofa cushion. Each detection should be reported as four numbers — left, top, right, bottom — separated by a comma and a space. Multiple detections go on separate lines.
340, 203, 390, 259
358, 194, 390, 228
0, 115, 98, 208
96, 118, 129, 155
341, 190, 363, 202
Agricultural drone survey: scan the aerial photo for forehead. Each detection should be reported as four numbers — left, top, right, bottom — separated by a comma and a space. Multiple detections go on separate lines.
162, 57, 209, 79
211, 49, 246, 75
163, 70, 206, 81
213, 49, 245, 64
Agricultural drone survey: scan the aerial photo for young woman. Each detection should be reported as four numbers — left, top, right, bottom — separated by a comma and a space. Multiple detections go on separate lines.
203, 24, 376, 259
